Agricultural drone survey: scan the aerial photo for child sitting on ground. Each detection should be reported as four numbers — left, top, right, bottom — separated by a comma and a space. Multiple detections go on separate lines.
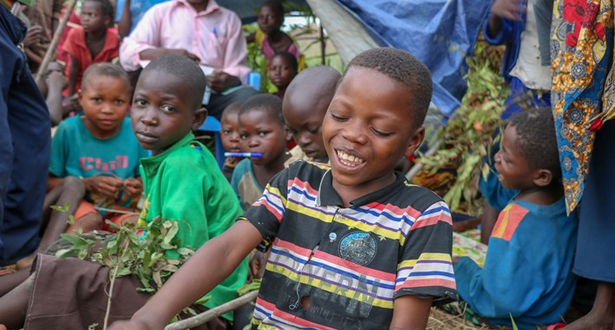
0, 54, 247, 329
282, 65, 340, 165
220, 100, 244, 182
109, 47, 456, 330
21, 63, 147, 267
453, 108, 578, 329
64, 0, 120, 96
268, 51, 298, 99
231, 94, 291, 210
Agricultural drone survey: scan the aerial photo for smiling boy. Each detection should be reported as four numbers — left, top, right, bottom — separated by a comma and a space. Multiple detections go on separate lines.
109, 48, 456, 330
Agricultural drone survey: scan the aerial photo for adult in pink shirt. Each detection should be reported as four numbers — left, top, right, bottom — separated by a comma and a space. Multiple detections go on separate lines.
120, 0, 257, 119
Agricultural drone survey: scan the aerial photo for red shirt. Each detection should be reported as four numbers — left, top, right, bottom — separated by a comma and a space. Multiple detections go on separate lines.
63, 26, 120, 91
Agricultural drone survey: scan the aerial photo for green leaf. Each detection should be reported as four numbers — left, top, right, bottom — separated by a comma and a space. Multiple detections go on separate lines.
193, 295, 211, 305
50, 202, 70, 212
60, 233, 88, 246
509, 314, 519, 330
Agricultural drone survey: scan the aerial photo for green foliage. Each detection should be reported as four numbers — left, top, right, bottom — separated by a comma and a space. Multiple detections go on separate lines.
56, 216, 194, 292
417, 40, 508, 215
50, 202, 76, 225
238, 278, 261, 296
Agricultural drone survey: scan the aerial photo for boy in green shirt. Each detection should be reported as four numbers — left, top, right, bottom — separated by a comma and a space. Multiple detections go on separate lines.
0, 55, 247, 330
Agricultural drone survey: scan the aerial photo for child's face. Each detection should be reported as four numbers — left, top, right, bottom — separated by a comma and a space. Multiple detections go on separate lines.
322, 67, 424, 196
238, 109, 290, 167
78, 75, 130, 139
221, 112, 241, 152
131, 70, 206, 156
81, 1, 109, 33
268, 55, 296, 90
283, 97, 328, 160
257, 5, 282, 35
494, 125, 537, 190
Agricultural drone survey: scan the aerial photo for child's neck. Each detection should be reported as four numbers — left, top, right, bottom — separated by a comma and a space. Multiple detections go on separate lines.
514, 182, 564, 206
251, 152, 290, 188
86, 29, 107, 59
267, 29, 285, 43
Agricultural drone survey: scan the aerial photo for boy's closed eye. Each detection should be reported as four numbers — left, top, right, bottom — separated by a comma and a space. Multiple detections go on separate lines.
370, 127, 393, 137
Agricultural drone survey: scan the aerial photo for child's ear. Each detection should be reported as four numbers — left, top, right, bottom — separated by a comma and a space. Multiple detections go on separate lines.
104, 15, 112, 27
533, 169, 553, 187
403, 126, 425, 158
191, 106, 208, 131
284, 126, 293, 142
77, 89, 84, 104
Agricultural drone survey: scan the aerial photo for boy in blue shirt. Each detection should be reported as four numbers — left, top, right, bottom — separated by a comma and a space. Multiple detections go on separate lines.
454, 108, 578, 329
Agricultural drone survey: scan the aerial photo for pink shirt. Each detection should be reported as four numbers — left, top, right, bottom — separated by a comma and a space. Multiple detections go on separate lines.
119, 0, 250, 82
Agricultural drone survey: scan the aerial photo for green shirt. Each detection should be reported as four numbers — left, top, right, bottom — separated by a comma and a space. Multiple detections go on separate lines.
138, 132, 247, 321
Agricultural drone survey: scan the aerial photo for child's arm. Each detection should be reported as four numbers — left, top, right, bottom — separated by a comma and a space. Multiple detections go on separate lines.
68, 55, 80, 96
390, 295, 433, 330
484, 0, 525, 41
118, 0, 132, 39
108, 220, 263, 330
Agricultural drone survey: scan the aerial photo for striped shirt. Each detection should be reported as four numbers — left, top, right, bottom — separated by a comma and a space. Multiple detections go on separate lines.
242, 161, 456, 329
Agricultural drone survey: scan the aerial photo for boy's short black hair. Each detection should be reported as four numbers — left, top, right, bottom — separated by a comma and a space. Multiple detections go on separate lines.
222, 100, 244, 120
240, 94, 284, 125
82, 63, 130, 92
271, 51, 298, 73
261, 0, 284, 17
144, 54, 206, 110
345, 47, 432, 128
508, 107, 561, 177
85, 0, 114, 19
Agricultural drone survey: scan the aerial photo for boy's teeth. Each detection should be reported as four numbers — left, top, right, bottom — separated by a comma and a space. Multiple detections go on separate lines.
336, 150, 364, 165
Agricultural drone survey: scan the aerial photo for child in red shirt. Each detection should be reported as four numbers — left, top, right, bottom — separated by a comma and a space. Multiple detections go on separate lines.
64, 0, 119, 96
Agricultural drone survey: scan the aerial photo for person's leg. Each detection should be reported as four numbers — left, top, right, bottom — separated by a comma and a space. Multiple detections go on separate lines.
566, 281, 615, 330
0, 273, 33, 329
0, 268, 30, 296
206, 87, 258, 120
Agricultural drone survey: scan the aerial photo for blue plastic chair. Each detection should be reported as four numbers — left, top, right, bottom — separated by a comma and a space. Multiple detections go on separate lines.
198, 116, 226, 169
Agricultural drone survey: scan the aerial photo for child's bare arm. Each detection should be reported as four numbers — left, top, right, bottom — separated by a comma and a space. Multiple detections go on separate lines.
487, 0, 526, 37
389, 295, 433, 330
109, 220, 263, 330
68, 55, 80, 96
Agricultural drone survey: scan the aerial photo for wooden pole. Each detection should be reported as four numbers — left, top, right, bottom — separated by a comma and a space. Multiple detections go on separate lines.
35, 0, 78, 85
164, 290, 258, 330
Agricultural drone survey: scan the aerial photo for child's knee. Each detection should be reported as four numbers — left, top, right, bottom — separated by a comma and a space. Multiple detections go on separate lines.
69, 212, 103, 233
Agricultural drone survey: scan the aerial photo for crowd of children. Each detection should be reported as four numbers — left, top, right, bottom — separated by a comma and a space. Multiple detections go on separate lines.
1, 0, 614, 329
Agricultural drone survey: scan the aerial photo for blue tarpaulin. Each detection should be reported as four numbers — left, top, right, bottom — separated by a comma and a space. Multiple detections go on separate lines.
334, 0, 491, 117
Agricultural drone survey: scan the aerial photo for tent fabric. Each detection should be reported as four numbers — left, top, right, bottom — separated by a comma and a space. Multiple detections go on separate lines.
333, 0, 491, 117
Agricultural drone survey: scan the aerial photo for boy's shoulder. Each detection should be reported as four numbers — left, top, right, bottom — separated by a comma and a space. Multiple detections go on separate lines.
286, 160, 446, 213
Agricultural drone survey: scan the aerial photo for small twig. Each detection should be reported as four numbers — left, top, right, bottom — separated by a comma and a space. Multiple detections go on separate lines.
164, 290, 258, 330
103, 239, 130, 330
406, 141, 441, 180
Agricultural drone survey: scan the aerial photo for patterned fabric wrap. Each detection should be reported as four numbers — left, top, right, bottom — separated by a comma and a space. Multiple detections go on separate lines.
550, 0, 614, 213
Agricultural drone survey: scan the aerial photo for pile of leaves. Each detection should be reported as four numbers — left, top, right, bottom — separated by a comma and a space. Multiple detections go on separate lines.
417, 39, 508, 215
56, 216, 194, 292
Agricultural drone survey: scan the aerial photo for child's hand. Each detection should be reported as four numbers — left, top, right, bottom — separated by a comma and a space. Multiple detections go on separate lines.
490, 0, 526, 21
87, 176, 124, 198
46, 70, 67, 91
209, 70, 241, 93
62, 94, 80, 114
23, 25, 42, 47
166, 48, 201, 62
123, 178, 143, 199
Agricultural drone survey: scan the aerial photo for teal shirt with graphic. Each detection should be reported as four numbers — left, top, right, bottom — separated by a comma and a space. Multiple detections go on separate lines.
137, 132, 248, 321
49, 116, 148, 207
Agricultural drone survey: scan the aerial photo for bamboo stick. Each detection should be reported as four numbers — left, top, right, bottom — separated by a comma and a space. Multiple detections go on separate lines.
35, 0, 78, 85
164, 290, 258, 330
